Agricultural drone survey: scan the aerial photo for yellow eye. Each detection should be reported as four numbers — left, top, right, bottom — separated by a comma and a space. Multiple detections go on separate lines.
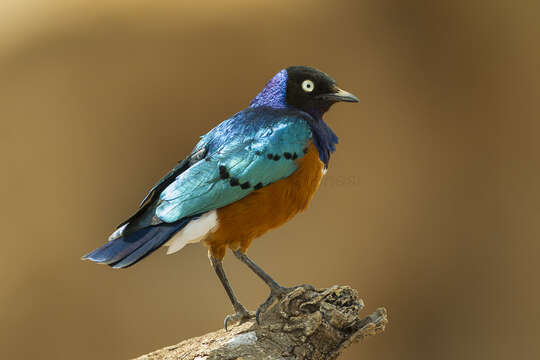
302, 79, 315, 92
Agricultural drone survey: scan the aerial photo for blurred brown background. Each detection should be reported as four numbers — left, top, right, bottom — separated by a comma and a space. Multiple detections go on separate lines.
1, 1, 539, 359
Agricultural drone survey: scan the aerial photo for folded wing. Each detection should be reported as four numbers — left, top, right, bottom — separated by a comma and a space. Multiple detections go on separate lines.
156, 108, 312, 222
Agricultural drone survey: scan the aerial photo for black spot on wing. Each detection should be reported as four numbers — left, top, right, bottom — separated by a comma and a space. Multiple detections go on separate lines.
267, 153, 274, 159
229, 178, 240, 186
240, 181, 251, 189
219, 165, 229, 179
254, 182, 263, 190
273, 155, 281, 161
284, 152, 292, 159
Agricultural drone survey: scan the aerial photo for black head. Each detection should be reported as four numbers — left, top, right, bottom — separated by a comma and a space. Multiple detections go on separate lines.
285, 66, 358, 115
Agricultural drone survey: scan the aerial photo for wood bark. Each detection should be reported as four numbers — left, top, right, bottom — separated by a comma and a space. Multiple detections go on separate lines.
134, 285, 387, 360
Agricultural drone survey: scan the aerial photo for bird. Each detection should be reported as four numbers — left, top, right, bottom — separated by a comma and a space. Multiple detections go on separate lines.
82, 66, 358, 329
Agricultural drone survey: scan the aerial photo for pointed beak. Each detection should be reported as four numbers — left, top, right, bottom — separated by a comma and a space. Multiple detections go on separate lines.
319, 87, 359, 103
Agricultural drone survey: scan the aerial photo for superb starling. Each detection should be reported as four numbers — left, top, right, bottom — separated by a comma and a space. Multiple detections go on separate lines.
83, 66, 359, 328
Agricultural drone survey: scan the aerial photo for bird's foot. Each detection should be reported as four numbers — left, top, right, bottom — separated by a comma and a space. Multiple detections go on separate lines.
224, 305, 255, 331
256, 284, 315, 324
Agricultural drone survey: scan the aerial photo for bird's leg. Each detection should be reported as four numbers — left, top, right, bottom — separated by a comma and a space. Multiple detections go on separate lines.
209, 254, 253, 330
232, 249, 314, 323
233, 249, 283, 292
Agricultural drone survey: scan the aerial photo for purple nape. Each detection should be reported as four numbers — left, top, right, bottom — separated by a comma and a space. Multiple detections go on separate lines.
249, 69, 288, 109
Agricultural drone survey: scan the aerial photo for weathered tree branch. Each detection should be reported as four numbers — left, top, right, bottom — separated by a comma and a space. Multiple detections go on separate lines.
134, 285, 387, 360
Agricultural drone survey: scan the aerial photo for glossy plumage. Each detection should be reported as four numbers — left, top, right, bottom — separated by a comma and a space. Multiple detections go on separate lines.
208, 142, 324, 259
83, 65, 358, 327
157, 107, 312, 222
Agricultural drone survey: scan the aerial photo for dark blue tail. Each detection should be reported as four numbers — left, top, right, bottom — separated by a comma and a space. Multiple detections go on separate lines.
82, 219, 191, 269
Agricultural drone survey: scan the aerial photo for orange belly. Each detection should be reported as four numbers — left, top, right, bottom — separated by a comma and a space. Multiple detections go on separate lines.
205, 142, 324, 259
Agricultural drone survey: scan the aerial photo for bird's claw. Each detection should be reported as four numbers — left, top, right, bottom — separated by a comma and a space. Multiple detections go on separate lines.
255, 293, 276, 324
224, 307, 254, 331
255, 284, 315, 324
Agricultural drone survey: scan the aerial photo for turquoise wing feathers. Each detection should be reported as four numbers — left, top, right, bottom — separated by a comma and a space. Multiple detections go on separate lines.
155, 108, 313, 223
